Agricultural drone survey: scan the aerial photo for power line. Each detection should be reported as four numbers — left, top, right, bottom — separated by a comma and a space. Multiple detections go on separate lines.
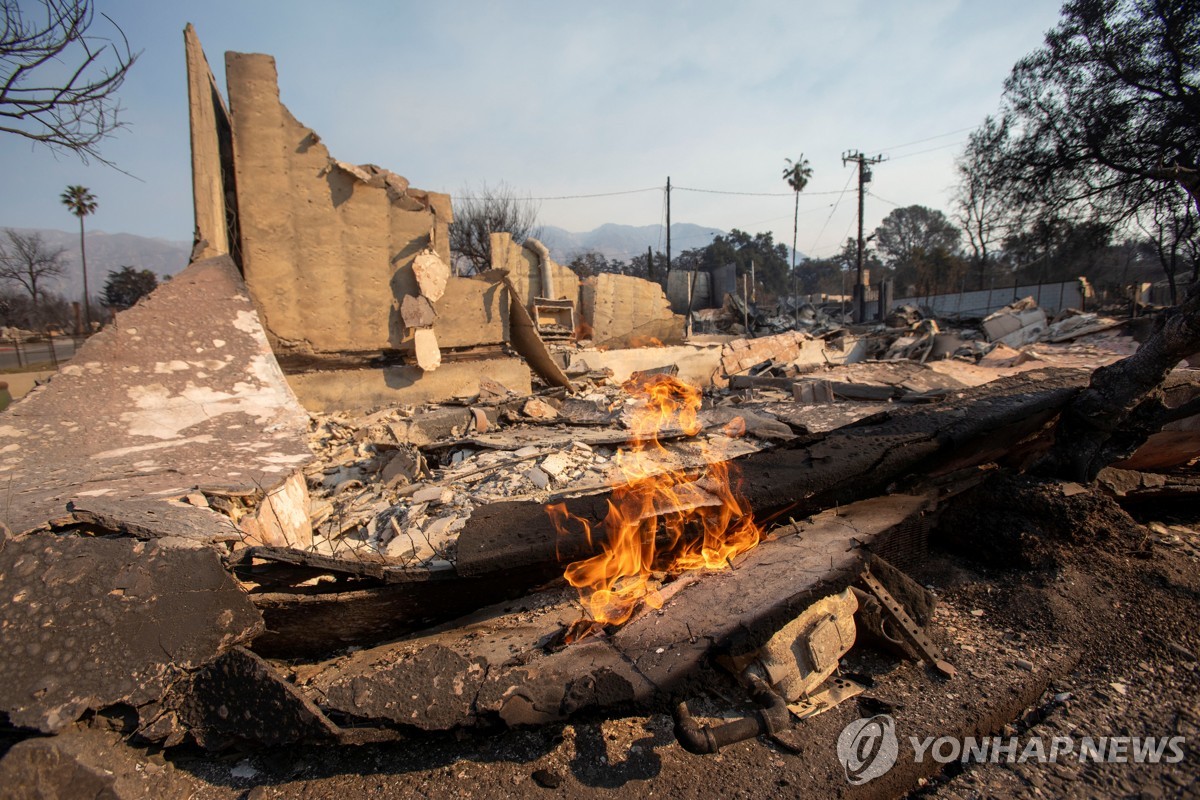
867, 191, 903, 207
675, 185, 849, 197
805, 170, 857, 256
886, 140, 967, 162
452, 186, 661, 201
868, 126, 975, 153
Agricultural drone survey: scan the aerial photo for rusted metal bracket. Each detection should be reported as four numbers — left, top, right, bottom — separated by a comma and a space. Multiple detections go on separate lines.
856, 567, 957, 679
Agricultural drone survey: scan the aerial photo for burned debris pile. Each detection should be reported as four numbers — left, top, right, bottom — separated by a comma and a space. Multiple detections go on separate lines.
1, 25, 1198, 797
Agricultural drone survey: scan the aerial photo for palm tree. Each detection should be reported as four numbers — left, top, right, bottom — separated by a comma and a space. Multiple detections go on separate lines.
782, 156, 813, 302
61, 185, 98, 331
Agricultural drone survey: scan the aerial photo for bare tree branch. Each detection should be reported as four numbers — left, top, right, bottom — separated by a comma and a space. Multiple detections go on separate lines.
448, 182, 541, 274
0, 0, 138, 164
0, 229, 66, 313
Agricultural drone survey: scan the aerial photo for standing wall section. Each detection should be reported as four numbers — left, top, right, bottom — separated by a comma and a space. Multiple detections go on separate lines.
224, 52, 452, 357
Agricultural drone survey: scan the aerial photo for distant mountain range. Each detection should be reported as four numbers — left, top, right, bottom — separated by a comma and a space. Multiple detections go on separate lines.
2, 228, 191, 300
0, 222, 795, 302
537, 223, 727, 263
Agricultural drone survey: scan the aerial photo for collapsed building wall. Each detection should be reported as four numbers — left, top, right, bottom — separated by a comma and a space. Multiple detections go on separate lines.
581, 272, 685, 348
222, 52, 453, 358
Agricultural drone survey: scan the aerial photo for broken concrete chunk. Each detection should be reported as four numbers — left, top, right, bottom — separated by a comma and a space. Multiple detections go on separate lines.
0, 256, 313, 538
982, 299, 1048, 347
794, 379, 835, 404
539, 453, 572, 478
380, 447, 422, 487
401, 407, 473, 446
314, 644, 488, 731
413, 249, 451, 303
526, 467, 551, 490
400, 294, 437, 328
522, 397, 559, 420
412, 485, 453, 505
477, 378, 514, 403
0, 728, 202, 800
62, 498, 240, 544
0, 536, 262, 734
414, 328, 442, 372
168, 647, 339, 749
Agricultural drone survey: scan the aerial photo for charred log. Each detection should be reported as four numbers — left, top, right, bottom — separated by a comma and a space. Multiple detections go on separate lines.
1038, 285, 1200, 482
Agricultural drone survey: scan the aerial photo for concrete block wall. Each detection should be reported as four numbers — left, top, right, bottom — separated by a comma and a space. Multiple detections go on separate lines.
224, 52, 452, 357
580, 273, 685, 348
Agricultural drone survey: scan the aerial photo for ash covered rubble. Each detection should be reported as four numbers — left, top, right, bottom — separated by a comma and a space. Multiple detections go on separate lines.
3, 26, 1200, 796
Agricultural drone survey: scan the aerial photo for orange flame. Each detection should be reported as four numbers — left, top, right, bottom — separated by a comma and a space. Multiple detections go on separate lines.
546, 375, 761, 631
628, 335, 665, 348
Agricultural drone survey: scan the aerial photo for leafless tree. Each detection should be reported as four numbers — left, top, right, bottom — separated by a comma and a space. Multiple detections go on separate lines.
954, 116, 1011, 290
449, 182, 541, 274
0, 229, 66, 315
0, 0, 138, 163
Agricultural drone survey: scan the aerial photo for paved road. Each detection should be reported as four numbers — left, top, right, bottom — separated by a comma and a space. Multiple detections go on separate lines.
0, 337, 81, 371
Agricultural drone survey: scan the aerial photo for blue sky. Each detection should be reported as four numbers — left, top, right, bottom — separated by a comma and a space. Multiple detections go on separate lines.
1, 0, 1065, 259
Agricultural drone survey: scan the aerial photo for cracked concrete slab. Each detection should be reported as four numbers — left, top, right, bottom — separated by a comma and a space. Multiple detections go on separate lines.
0, 255, 312, 537
0, 535, 263, 734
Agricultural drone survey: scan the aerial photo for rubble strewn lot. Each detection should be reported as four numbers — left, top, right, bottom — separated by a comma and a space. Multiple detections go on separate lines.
4, 280, 1197, 797
3, 29, 1199, 800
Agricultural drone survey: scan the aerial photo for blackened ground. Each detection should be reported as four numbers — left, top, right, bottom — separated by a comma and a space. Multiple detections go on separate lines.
4, 475, 1198, 799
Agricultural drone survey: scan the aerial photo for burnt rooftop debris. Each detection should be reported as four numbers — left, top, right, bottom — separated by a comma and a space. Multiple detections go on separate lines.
2, 24, 1200, 800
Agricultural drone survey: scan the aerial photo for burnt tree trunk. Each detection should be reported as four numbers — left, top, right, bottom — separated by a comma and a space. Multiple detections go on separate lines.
1038, 283, 1200, 482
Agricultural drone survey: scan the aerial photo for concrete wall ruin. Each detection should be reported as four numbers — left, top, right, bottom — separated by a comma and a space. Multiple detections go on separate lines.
581, 272, 685, 348
222, 52, 452, 358
183, 29, 684, 410
184, 24, 237, 262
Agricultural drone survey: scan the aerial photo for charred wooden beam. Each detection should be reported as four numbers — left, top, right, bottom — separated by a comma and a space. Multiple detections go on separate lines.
300, 495, 931, 732
456, 369, 1089, 579
1039, 285, 1200, 481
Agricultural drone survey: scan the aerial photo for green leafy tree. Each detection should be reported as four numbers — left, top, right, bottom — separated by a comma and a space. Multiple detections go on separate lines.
693, 229, 791, 295
874, 205, 961, 294
992, 0, 1200, 223
60, 184, 96, 328
1001, 216, 1113, 285
782, 155, 813, 296
102, 265, 156, 309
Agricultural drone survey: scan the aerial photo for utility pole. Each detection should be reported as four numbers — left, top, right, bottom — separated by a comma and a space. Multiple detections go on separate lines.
842, 151, 884, 323
666, 176, 672, 271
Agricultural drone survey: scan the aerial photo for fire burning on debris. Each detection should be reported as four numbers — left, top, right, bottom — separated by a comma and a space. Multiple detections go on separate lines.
546, 376, 761, 634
